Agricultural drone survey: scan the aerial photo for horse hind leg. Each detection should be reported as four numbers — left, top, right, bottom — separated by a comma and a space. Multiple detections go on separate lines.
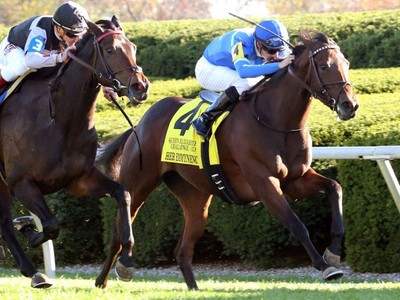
95, 183, 152, 288
95, 222, 122, 288
164, 173, 212, 290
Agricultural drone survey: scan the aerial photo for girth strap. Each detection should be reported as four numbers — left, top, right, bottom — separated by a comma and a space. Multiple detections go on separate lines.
201, 140, 259, 206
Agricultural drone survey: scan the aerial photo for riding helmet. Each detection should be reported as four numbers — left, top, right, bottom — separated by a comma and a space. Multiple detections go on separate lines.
254, 19, 289, 50
52, 1, 89, 35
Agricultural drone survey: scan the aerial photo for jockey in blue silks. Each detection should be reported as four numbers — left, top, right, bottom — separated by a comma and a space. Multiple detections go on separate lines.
192, 19, 294, 138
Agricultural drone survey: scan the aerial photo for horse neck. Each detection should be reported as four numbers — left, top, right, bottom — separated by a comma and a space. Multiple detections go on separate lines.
51, 40, 99, 130
255, 69, 313, 131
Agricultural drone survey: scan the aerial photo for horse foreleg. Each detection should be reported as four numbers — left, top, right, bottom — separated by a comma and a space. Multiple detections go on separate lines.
0, 183, 53, 288
283, 168, 344, 267
12, 179, 59, 247
257, 175, 342, 280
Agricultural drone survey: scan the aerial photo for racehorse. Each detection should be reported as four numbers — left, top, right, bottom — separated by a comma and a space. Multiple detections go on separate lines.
0, 16, 149, 288
95, 31, 358, 290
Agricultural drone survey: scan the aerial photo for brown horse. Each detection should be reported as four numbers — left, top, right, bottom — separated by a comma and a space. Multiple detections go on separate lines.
0, 16, 149, 288
95, 31, 358, 289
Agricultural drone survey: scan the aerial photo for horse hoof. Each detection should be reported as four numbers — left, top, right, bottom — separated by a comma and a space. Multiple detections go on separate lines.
115, 259, 134, 282
31, 273, 53, 288
323, 248, 341, 267
95, 276, 107, 289
13, 216, 35, 232
322, 266, 343, 281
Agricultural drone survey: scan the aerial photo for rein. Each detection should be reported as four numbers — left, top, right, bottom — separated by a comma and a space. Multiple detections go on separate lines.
288, 44, 351, 111
250, 43, 350, 133
244, 74, 307, 133
66, 29, 138, 127
67, 30, 142, 94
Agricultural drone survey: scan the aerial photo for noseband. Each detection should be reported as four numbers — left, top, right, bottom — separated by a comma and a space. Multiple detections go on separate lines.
288, 44, 351, 111
67, 30, 143, 102
249, 43, 351, 133
288, 45, 351, 111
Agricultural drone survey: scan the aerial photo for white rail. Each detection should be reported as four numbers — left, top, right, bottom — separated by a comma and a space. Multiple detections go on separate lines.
312, 146, 400, 212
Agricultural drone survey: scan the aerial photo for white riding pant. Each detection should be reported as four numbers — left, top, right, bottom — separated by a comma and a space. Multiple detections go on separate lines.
195, 56, 264, 98
0, 36, 30, 81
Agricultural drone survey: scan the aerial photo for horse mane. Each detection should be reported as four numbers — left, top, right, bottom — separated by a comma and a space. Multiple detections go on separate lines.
75, 18, 119, 52
292, 30, 332, 56
95, 18, 119, 30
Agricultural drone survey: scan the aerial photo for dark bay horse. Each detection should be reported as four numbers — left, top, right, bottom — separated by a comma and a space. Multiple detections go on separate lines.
0, 16, 149, 288
95, 31, 358, 289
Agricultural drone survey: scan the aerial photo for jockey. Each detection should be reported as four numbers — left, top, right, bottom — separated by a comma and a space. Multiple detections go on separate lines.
192, 19, 295, 138
0, 1, 89, 90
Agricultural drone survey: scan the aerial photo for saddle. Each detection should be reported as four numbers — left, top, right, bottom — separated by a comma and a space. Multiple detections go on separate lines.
161, 94, 258, 206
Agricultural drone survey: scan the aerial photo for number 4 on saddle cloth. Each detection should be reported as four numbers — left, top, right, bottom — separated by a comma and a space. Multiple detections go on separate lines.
161, 92, 257, 206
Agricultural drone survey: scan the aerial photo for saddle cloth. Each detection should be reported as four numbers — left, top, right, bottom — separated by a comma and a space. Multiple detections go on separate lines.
0, 70, 35, 106
161, 98, 229, 168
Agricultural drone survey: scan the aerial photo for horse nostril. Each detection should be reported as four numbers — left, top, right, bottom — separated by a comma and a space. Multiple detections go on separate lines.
133, 83, 144, 91
342, 101, 353, 109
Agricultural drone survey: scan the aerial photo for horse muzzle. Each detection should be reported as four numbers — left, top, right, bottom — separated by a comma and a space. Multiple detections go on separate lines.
119, 80, 150, 106
336, 96, 359, 120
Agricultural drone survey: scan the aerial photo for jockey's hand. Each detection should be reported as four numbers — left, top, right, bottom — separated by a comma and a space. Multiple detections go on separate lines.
102, 86, 118, 102
279, 54, 295, 69
59, 45, 77, 63
43, 50, 59, 57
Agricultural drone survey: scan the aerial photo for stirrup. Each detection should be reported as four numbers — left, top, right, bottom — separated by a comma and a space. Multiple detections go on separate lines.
199, 90, 219, 103
13, 216, 35, 232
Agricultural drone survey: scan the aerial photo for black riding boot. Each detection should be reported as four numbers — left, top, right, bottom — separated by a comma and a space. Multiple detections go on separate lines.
192, 86, 240, 138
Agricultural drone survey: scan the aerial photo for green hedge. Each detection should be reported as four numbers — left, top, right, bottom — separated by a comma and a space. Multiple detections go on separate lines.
121, 9, 399, 78
0, 10, 398, 78
338, 124, 400, 272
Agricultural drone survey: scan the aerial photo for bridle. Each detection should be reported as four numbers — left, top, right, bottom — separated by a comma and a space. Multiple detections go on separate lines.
67, 29, 144, 105
250, 43, 351, 133
288, 44, 351, 112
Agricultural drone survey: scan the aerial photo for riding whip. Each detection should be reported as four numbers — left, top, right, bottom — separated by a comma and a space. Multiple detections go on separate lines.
110, 96, 134, 128
229, 12, 294, 49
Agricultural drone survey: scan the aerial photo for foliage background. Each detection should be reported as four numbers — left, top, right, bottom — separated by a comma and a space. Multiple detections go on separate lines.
0, 9, 399, 274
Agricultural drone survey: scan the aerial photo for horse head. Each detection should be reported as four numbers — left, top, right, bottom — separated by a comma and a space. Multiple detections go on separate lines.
290, 31, 358, 120
84, 16, 149, 105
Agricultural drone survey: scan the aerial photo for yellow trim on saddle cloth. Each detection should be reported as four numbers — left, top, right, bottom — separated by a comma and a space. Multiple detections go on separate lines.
161, 98, 229, 169
1, 69, 36, 103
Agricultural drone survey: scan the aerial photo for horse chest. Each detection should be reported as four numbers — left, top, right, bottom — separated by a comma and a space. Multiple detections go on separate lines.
279, 149, 311, 180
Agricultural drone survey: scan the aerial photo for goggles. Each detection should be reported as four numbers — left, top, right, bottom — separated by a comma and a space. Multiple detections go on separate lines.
65, 31, 79, 38
262, 46, 279, 55
259, 37, 285, 54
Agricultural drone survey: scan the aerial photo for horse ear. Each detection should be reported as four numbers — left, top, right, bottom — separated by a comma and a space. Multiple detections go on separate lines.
87, 20, 104, 37
111, 15, 123, 30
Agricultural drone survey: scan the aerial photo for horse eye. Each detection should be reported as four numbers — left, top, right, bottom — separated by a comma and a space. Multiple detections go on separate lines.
106, 47, 113, 54
320, 64, 328, 70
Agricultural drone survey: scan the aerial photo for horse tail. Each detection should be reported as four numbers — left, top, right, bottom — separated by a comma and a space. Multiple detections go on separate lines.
96, 128, 133, 180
